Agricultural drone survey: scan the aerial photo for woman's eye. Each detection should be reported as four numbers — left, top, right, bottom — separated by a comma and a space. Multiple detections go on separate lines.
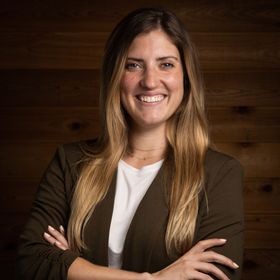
161, 62, 174, 69
125, 63, 141, 70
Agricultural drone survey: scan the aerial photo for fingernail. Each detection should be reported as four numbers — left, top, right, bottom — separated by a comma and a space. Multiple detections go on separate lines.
59, 225, 64, 232
44, 232, 51, 238
48, 225, 55, 231
233, 262, 239, 268
220, 238, 227, 243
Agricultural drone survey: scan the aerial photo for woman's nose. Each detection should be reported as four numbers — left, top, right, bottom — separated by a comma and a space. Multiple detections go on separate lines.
139, 67, 159, 89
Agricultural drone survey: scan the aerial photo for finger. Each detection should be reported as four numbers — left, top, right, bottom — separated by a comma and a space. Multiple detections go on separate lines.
59, 225, 65, 235
201, 251, 239, 270
47, 225, 68, 247
193, 262, 229, 280
190, 239, 227, 253
43, 232, 68, 250
43, 232, 57, 245
54, 241, 68, 251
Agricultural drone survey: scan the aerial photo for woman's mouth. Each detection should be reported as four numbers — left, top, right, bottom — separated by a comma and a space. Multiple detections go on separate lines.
136, 95, 165, 103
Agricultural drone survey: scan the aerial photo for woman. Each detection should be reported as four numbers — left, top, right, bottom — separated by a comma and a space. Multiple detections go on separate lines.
16, 8, 244, 280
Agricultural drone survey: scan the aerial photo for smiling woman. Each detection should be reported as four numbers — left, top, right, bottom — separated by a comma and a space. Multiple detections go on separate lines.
120, 30, 184, 130
16, 7, 244, 280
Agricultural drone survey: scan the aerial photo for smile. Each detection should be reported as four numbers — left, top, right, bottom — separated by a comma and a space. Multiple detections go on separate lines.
137, 95, 165, 103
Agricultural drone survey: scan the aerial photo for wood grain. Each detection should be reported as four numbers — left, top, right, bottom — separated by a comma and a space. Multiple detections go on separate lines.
0, 142, 57, 179
0, 32, 278, 70
244, 178, 280, 213
245, 214, 280, 249
0, 69, 101, 107
214, 143, 280, 178
0, 107, 100, 143
204, 71, 280, 107
242, 249, 280, 280
1, 0, 279, 33
208, 106, 280, 142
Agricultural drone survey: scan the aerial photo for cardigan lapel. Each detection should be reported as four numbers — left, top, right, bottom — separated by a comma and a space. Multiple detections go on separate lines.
122, 162, 174, 272
82, 172, 117, 266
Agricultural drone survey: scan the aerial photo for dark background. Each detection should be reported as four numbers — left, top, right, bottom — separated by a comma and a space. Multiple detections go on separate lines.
0, 0, 279, 278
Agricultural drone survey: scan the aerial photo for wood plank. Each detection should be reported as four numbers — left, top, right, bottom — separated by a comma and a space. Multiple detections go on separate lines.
0, 0, 279, 33
0, 142, 58, 180
0, 213, 29, 248
0, 32, 278, 70
204, 71, 280, 107
0, 142, 279, 179
0, 180, 37, 213
244, 178, 280, 213
0, 107, 100, 143
193, 32, 280, 71
208, 107, 280, 142
245, 214, 280, 249
1, 70, 279, 107
0, 32, 106, 69
0, 69, 101, 107
214, 143, 280, 178
1, 107, 279, 143
0, 262, 15, 280
242, 249, 280, 280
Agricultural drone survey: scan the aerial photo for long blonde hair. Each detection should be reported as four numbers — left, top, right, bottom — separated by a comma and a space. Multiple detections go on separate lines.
67, 7, 209, 257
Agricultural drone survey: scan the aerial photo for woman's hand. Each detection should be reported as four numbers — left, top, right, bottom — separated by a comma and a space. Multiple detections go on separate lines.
43, 225, 70, 251
152, 238, 239, 280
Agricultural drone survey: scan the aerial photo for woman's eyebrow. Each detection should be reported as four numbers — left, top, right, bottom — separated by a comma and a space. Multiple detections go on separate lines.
156, 56, 179, 61
126, 56, 179, 61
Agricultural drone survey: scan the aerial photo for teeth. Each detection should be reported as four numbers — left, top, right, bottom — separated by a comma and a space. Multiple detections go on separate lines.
138, 95, 164, 103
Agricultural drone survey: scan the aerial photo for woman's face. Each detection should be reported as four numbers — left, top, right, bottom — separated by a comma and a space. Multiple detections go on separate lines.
120, 29, 184, 131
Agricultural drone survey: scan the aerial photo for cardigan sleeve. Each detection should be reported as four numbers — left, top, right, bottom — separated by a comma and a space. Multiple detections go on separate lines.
16, 145, 80, 280
194, 155, 244, 280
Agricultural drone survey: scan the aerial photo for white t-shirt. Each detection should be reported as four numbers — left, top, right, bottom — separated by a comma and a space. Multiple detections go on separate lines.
108, 159, 163, 268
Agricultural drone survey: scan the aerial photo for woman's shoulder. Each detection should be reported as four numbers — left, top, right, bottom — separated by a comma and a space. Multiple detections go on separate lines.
204, 147, 244, 181
57, 138, 99, 166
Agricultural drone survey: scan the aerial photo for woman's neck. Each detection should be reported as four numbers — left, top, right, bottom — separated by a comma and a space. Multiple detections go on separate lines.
123, 125, 167, 169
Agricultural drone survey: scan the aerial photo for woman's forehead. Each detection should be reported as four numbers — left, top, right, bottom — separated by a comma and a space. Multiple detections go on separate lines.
126, 30, 179, 58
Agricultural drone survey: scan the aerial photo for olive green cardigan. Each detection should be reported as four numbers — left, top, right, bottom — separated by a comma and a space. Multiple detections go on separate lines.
16, 141, 244, 279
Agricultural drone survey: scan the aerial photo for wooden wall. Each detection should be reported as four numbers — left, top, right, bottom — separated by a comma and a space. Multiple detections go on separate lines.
1, 0, 279, 278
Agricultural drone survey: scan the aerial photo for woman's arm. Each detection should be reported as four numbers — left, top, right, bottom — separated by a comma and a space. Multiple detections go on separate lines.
46, 226, 237, 280
16, 145, 80, 279
68, 258, 151, 280
193, 154, 244, 280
